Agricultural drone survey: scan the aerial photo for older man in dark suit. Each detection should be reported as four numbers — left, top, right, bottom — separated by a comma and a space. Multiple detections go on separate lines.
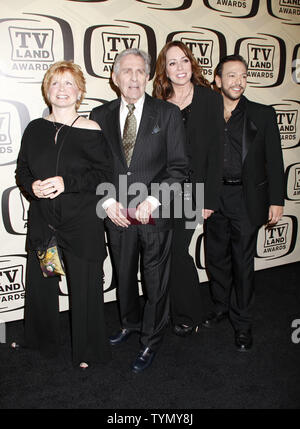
202, 55, 285, 351
90, 48, 188, 373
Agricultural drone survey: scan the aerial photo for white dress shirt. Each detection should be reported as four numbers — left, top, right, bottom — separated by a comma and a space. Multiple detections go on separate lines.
119, 94, 144, 138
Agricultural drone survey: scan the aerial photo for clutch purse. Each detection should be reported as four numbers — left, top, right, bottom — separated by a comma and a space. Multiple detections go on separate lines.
120, 208, 155, 225
37, 236, 65, 278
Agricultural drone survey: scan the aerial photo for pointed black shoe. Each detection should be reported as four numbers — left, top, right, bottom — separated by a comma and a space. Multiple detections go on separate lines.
201, 311, 228, 328
173, 324, 197, 337
131, 346, 155, 373
235, 330, 253, 352
109, 328, 138, 346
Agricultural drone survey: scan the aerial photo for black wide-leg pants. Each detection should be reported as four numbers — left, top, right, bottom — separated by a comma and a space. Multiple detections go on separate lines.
106, 226, 172, 351
169, 216, 202, 327
205, 185, 259, 332
24, 250, 110, 365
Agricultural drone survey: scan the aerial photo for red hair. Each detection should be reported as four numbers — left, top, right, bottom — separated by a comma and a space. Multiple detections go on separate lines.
42, 60, 86, 110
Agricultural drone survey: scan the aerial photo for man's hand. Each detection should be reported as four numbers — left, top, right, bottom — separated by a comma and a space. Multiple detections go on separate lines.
202, 209, 214, 220
32, 176, 64, 199
135, 200, 155, 225
105, 201, 130, 228
267, 205, 283, 226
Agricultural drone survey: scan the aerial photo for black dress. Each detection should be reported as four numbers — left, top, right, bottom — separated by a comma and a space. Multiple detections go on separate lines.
169, 85, 223, 327
169, 104, 203, 327
16, 118, 112, 364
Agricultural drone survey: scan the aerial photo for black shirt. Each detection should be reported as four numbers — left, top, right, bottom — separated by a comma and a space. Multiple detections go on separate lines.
223, 96, 246, 180
181, 103, 192, 128
180, 103, 193, 180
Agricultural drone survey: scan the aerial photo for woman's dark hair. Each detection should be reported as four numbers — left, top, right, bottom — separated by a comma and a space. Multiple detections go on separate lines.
153, 40, 210, 100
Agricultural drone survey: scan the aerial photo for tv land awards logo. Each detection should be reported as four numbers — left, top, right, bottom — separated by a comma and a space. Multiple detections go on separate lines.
235, 34, 286, 87
247, 43, 274, 73
256, 216, 298, 260
9, 27, 54, 63
274, 100, 300, 149
2, 186, 29, 236
102, 31, 140, 63
203, 0, 259, 18
0, 257, 26, 313
267, 0, 300, 25
167, 28, 227, 79
181, 37, 214, 68
0, 100, 30, 166
285, 163, 300, 201
84, 20, 157, 79
0, 14, 74, 83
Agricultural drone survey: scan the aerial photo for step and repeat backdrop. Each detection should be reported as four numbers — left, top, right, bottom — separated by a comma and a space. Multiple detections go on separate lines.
0, 0, 299, 322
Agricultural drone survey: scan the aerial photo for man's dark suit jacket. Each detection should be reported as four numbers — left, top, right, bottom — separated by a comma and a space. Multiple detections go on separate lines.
90, 93, 189, 231
239, 96, 284, 226
187, 91, 284, 226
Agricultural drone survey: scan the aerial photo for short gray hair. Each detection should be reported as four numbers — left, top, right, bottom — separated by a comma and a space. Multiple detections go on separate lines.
113, 48, 151, 75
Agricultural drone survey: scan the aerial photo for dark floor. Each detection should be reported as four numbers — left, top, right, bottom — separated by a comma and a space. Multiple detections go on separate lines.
1, 262, 300, 412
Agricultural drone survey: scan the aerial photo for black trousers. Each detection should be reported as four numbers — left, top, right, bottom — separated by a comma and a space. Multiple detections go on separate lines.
169, 216, 202, 327
205, 185, 259, 332
24, 250, 111, 365
106, 226, 172, 351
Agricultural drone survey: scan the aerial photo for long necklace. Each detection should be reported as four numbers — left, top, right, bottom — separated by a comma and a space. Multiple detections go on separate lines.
172, 84, 193, 108
52, 113, 77, 144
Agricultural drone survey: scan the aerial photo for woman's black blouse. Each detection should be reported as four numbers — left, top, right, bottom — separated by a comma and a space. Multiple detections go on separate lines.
16, 118, 112, 261
181, 103, 192, 128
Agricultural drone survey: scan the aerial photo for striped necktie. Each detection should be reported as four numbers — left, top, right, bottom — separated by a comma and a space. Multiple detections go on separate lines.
122, 103, 137, 166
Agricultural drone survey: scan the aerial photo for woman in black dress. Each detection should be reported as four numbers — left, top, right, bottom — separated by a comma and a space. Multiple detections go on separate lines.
14, 61, 112, 368
153, 41, 223, 336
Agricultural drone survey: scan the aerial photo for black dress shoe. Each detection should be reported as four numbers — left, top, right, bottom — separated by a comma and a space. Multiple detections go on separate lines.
109, 328, 137, 346
131, 347, 155, 373
201, 311, 228, 328
173, 324, 196, 337
235, 330, 253, 352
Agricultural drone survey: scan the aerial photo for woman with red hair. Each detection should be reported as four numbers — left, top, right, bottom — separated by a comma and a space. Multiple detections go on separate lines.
13, 61, 112, 368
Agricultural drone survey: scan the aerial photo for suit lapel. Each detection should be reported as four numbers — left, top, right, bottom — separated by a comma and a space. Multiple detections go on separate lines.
105, 99, 127, 167
129, 94, 157, 166
242, 98, 258, 163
